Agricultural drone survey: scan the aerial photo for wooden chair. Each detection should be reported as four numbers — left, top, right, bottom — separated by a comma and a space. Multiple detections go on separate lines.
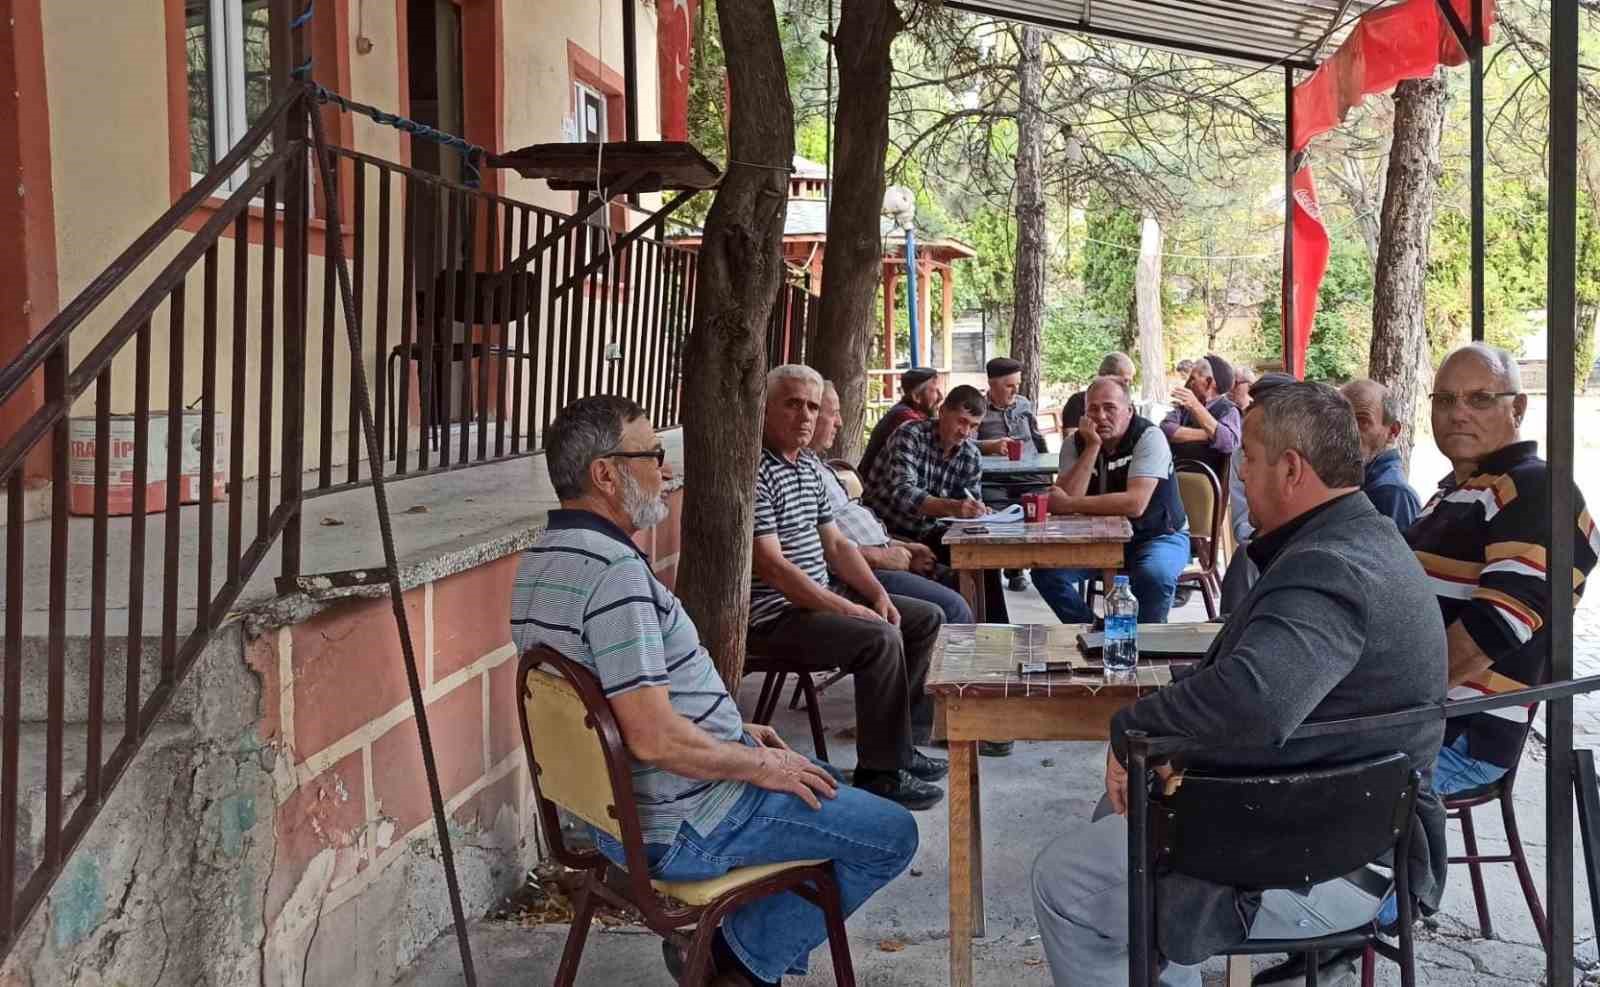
1174, 459, 1225, 619
517, 647, 857, 986
826, 458, 864, 500
746, 656, 833, 762
1445, 718, 1549, 948
1131, 752, 1422, 987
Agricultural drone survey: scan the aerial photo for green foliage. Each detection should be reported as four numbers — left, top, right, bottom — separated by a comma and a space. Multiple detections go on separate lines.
1256, 238, 1373, 382
1081, 204, 1141, 345
1042, 298, 1123, 386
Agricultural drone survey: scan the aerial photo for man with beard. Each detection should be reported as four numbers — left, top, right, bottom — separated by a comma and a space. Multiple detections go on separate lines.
747, 365, 949, 810
510, 395, 919, 987
858, 368, 943, 483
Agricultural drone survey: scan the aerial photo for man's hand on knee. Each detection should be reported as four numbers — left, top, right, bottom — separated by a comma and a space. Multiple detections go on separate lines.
747, 746, 839, 810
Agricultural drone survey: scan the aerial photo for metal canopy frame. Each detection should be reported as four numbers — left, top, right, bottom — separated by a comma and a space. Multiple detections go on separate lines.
939, 2, 1587, 985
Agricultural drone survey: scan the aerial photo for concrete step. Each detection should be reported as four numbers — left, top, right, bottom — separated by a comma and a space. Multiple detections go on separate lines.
0, 609, 198, 724
7, 721, 195, 895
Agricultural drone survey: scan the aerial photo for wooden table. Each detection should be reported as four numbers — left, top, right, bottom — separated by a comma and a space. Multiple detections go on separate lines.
929, 623, 1175, 986
941, 515, 1133, 619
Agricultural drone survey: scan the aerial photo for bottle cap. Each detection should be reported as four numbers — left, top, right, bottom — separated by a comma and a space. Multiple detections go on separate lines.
1114, 574, 1130, 586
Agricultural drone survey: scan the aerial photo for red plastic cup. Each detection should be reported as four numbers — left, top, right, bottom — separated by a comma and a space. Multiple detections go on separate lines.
1023, 491, 1050, 522
1006, 438, 1023, 460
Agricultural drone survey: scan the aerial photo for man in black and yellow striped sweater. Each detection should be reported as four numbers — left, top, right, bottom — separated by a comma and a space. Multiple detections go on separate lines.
1406, 343, 1599, 795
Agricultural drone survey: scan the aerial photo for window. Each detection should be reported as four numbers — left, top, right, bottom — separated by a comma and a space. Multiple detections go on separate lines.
186, 0, 274, 190
573, 82, 607, 144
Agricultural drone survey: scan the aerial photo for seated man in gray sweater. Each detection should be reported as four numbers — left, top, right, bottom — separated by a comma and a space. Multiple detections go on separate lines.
1030, 382, 1448, 986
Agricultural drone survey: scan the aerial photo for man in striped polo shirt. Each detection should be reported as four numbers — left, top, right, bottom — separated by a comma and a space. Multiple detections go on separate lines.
1406, 344, 1599, 791
511, 396, 918, 987
748, 364, 949, 811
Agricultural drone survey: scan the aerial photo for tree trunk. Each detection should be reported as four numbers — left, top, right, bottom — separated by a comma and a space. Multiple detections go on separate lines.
1369, 73, 1446, 471
677, 0, 794, 687
1136, 213, 1169, 405
1009, 26, 1046, 404
811, 0, 902, 459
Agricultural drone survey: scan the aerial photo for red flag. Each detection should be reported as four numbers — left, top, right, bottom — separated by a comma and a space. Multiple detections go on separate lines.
1282, 0, 1494, 375
657, 0, 697, 142
1285, 167, 1331, 379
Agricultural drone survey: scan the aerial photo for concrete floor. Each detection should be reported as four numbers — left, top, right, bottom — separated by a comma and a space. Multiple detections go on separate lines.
397, 585, 1600, 986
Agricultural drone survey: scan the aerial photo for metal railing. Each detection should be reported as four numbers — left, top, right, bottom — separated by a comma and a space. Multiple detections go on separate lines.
0, 84, 696, 960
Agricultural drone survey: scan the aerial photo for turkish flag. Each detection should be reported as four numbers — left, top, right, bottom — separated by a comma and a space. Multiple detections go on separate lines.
657, 0, 697, 142
1285, 167, 1331, 379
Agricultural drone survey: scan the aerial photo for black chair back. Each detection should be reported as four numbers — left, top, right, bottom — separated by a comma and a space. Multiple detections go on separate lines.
1154, 752, 1419, 890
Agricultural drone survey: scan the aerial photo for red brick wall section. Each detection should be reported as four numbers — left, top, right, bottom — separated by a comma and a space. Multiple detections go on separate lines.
369, 676, 484, 837
289, 589, 425, 756
268, 749, 366, 918
431, 554, 518, 682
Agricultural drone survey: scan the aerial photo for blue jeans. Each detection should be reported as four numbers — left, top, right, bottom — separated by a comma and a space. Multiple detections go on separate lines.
1376, 734, 1508, 926
874, 568, 974, 624
598, 778, 918, 981
1031, 530, 1191, 624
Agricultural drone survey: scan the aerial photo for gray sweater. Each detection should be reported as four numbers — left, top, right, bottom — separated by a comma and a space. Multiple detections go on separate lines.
1111, 491, 1448, 964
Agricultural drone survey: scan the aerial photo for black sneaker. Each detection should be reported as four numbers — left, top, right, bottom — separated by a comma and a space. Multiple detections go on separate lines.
1007, 570, 1029, 591
979, 740, 1014, 757
908, 749, 949, 782
855, 769, 945, 810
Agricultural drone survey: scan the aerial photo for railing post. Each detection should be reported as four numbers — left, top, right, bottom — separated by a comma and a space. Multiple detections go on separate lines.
279, 86, 311, 578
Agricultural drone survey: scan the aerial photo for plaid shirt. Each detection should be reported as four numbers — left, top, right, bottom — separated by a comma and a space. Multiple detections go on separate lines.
816, 459, 892, 548
862, 418, 982, 541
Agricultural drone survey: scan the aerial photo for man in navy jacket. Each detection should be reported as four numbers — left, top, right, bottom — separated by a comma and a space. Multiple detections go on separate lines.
1340, 379, 1421, 530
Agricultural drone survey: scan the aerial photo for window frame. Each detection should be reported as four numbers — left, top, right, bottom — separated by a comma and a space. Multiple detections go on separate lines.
187, 0, 273, 194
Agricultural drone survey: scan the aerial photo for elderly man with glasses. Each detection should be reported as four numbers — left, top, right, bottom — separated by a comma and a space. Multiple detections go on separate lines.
510, 395, 919, 987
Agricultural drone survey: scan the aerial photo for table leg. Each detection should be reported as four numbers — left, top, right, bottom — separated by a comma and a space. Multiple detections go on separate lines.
1226, 955, 1251, 986
969, 742, 985, 936
959, 569, 985, 622
948, 740, 976, 987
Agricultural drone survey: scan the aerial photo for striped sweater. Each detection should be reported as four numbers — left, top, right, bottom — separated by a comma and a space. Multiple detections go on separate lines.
748, 447, 835, 629
1404, 441, 1599, 768
510, 509, 747, 845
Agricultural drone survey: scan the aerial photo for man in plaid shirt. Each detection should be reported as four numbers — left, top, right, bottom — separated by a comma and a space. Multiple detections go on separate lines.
863, 384, 1008, 622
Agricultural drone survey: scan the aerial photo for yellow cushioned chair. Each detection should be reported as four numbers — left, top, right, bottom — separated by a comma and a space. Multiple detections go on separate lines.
1174, 459, 1225, 619
517, 646, 857, 986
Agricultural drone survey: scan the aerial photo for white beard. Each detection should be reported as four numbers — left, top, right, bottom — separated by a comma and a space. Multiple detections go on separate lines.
619, 470, 669, 530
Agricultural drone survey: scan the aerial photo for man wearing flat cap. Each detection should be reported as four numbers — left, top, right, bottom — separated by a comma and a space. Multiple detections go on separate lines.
859, 368, 943, 485
1161, 354, 1243, 483
976, 357, 1048, 456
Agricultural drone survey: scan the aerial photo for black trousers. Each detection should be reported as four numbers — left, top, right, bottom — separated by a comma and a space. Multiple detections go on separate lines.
914, 530, 1010, 623
746, 593, 943, 772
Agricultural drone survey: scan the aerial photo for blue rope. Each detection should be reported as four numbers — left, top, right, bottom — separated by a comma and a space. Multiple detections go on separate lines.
289, 1, 314, 31
310, 85, 486, 188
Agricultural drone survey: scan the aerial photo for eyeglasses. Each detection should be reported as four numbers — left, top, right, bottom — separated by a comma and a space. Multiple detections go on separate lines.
1428, 390, 1519, 411
603, 448, 667, 466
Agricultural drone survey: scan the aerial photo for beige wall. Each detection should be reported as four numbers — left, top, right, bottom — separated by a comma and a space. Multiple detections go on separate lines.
39, 0, 667, 488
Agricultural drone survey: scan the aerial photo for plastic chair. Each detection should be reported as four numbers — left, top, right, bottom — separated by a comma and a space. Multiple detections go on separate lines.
1174, 459, 1225, 619
1131, 752, 1422, 987
517, 647, 857, 986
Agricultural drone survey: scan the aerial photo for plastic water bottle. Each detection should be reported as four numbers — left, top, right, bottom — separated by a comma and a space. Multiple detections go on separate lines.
1103, 576, 1139, 677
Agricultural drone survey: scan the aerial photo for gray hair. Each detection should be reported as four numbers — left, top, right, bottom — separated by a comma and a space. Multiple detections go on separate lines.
546, 395, 648, 500
1441, 342, 1522, 392
1085, 375, 1132, 405
1098, 352, 1135, 377
767, 363, 824, 394
1340, 378, 1402, 426
1234, 365, 1257, 386
821, 379, 839, 401
1249, 381, 1363, 488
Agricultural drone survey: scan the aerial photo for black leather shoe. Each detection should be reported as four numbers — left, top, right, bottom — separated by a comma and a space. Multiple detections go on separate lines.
1007, 571, 1029, 591
908, 749, 949, 782
1252, 947, 1363, 985
855, 769, 945, 810
979, 740, 1014, 757
662, 940, 685, 982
